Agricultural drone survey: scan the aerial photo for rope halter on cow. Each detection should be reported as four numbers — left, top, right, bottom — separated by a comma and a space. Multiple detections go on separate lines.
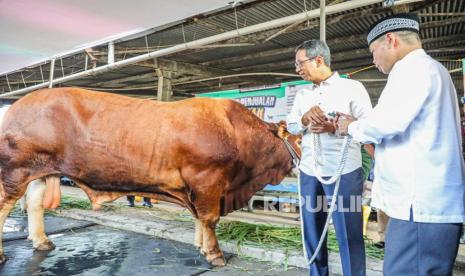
276, 122, 301, 168
283, 137, 301, 168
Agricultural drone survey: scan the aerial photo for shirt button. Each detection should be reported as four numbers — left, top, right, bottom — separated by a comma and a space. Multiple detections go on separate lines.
318, 102, 321, 105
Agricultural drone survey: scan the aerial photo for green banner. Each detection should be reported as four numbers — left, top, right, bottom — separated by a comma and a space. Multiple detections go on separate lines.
198, 76, 349, 122
198, 80, 311, 122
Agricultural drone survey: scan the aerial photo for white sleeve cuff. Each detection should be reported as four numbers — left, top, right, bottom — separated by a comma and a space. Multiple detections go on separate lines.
348, 121, 359, 140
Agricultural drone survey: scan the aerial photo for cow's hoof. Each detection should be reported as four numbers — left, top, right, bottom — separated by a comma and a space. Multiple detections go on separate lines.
35, 240, 56, 251
0, 253, 6, 264
210, 256, 226, 267
199, 248, 206, 256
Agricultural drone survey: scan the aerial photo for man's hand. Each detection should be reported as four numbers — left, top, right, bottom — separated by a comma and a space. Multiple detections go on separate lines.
364, 144, 375, 159
336, 112, 356, 136
310, 120, 336, 134
302, 106, 327, 126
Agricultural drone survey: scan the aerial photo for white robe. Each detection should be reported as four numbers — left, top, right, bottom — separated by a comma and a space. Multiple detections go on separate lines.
349, 49, 465, 223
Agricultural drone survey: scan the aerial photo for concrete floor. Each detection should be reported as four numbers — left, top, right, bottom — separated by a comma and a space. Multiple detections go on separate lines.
1, 216, 315, 276
1, 187, 318, 275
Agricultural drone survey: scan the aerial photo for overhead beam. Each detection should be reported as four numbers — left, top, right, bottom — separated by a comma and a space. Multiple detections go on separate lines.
419, 12, 465, 17
87, 57, 274, 89
92, 72, 157, 87
5, 34, 462, 90
150, 58, 232, 76
149, 58, 278, 86
89, 58, 234, 88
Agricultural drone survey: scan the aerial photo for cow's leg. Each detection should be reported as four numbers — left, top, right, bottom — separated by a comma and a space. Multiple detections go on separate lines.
0, 199, 16, 263
194, 185, 225, 266
26, 179, 55, 251
0, 167, 33, 263
19, 195, 27, 213
194, 219, 203, 251
182, 167, 227, 266
199, 215, 225, 266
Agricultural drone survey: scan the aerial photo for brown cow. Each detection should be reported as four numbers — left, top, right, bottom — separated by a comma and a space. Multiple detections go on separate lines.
0, 88, 301, 266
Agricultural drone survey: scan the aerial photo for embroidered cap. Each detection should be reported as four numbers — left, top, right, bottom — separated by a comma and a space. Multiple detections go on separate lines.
367, 13, 420, 46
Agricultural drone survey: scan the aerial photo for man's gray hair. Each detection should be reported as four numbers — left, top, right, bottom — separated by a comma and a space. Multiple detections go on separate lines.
295, 40, 331, 66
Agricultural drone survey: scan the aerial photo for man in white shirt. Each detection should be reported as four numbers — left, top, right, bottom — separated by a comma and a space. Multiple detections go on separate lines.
287, 40, 372, 276
338, 13, 465, 275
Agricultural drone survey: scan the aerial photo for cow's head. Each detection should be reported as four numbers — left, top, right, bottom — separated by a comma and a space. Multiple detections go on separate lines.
270, 121, 301, 167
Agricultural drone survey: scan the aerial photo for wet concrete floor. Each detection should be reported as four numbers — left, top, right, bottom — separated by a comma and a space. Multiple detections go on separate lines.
1, 216, 214, 275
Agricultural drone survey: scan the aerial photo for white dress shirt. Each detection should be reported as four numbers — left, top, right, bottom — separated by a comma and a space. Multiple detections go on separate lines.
287, 72, 373, 177
349, 49, 465, 223
0, 104, 11, 124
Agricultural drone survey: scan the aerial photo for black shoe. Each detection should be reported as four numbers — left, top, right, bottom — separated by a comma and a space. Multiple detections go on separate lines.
142, 202, 153, 208
373, 241, 385, 249
127, 195, 136, 207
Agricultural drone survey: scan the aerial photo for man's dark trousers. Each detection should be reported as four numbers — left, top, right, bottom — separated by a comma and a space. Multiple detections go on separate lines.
383, 209, 461, 275
300, 168, 366, 276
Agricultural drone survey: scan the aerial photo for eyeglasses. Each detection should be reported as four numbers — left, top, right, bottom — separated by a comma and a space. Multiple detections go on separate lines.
294, 57, 316, 68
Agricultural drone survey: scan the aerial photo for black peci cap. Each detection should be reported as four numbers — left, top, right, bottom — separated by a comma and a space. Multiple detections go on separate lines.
367, 13, 420, 46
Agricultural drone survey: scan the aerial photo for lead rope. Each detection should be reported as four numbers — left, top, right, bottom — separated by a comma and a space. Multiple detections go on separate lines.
297, 130, 352, 266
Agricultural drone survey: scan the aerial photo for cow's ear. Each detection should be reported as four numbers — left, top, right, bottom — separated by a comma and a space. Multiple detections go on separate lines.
277, 124, 289, 139
267, 122, 289, 139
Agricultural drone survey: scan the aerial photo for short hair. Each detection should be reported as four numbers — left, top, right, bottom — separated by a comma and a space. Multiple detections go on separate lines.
295, 40, 331, 67
375, 30, 421, 46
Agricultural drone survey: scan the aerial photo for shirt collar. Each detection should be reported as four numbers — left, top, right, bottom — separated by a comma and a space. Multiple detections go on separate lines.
398, 48, 427, 64
312, 71, 340, 88
390, 48, 427, 74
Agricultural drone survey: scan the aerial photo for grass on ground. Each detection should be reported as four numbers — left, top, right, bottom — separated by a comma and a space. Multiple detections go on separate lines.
217, 221, 384, 260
